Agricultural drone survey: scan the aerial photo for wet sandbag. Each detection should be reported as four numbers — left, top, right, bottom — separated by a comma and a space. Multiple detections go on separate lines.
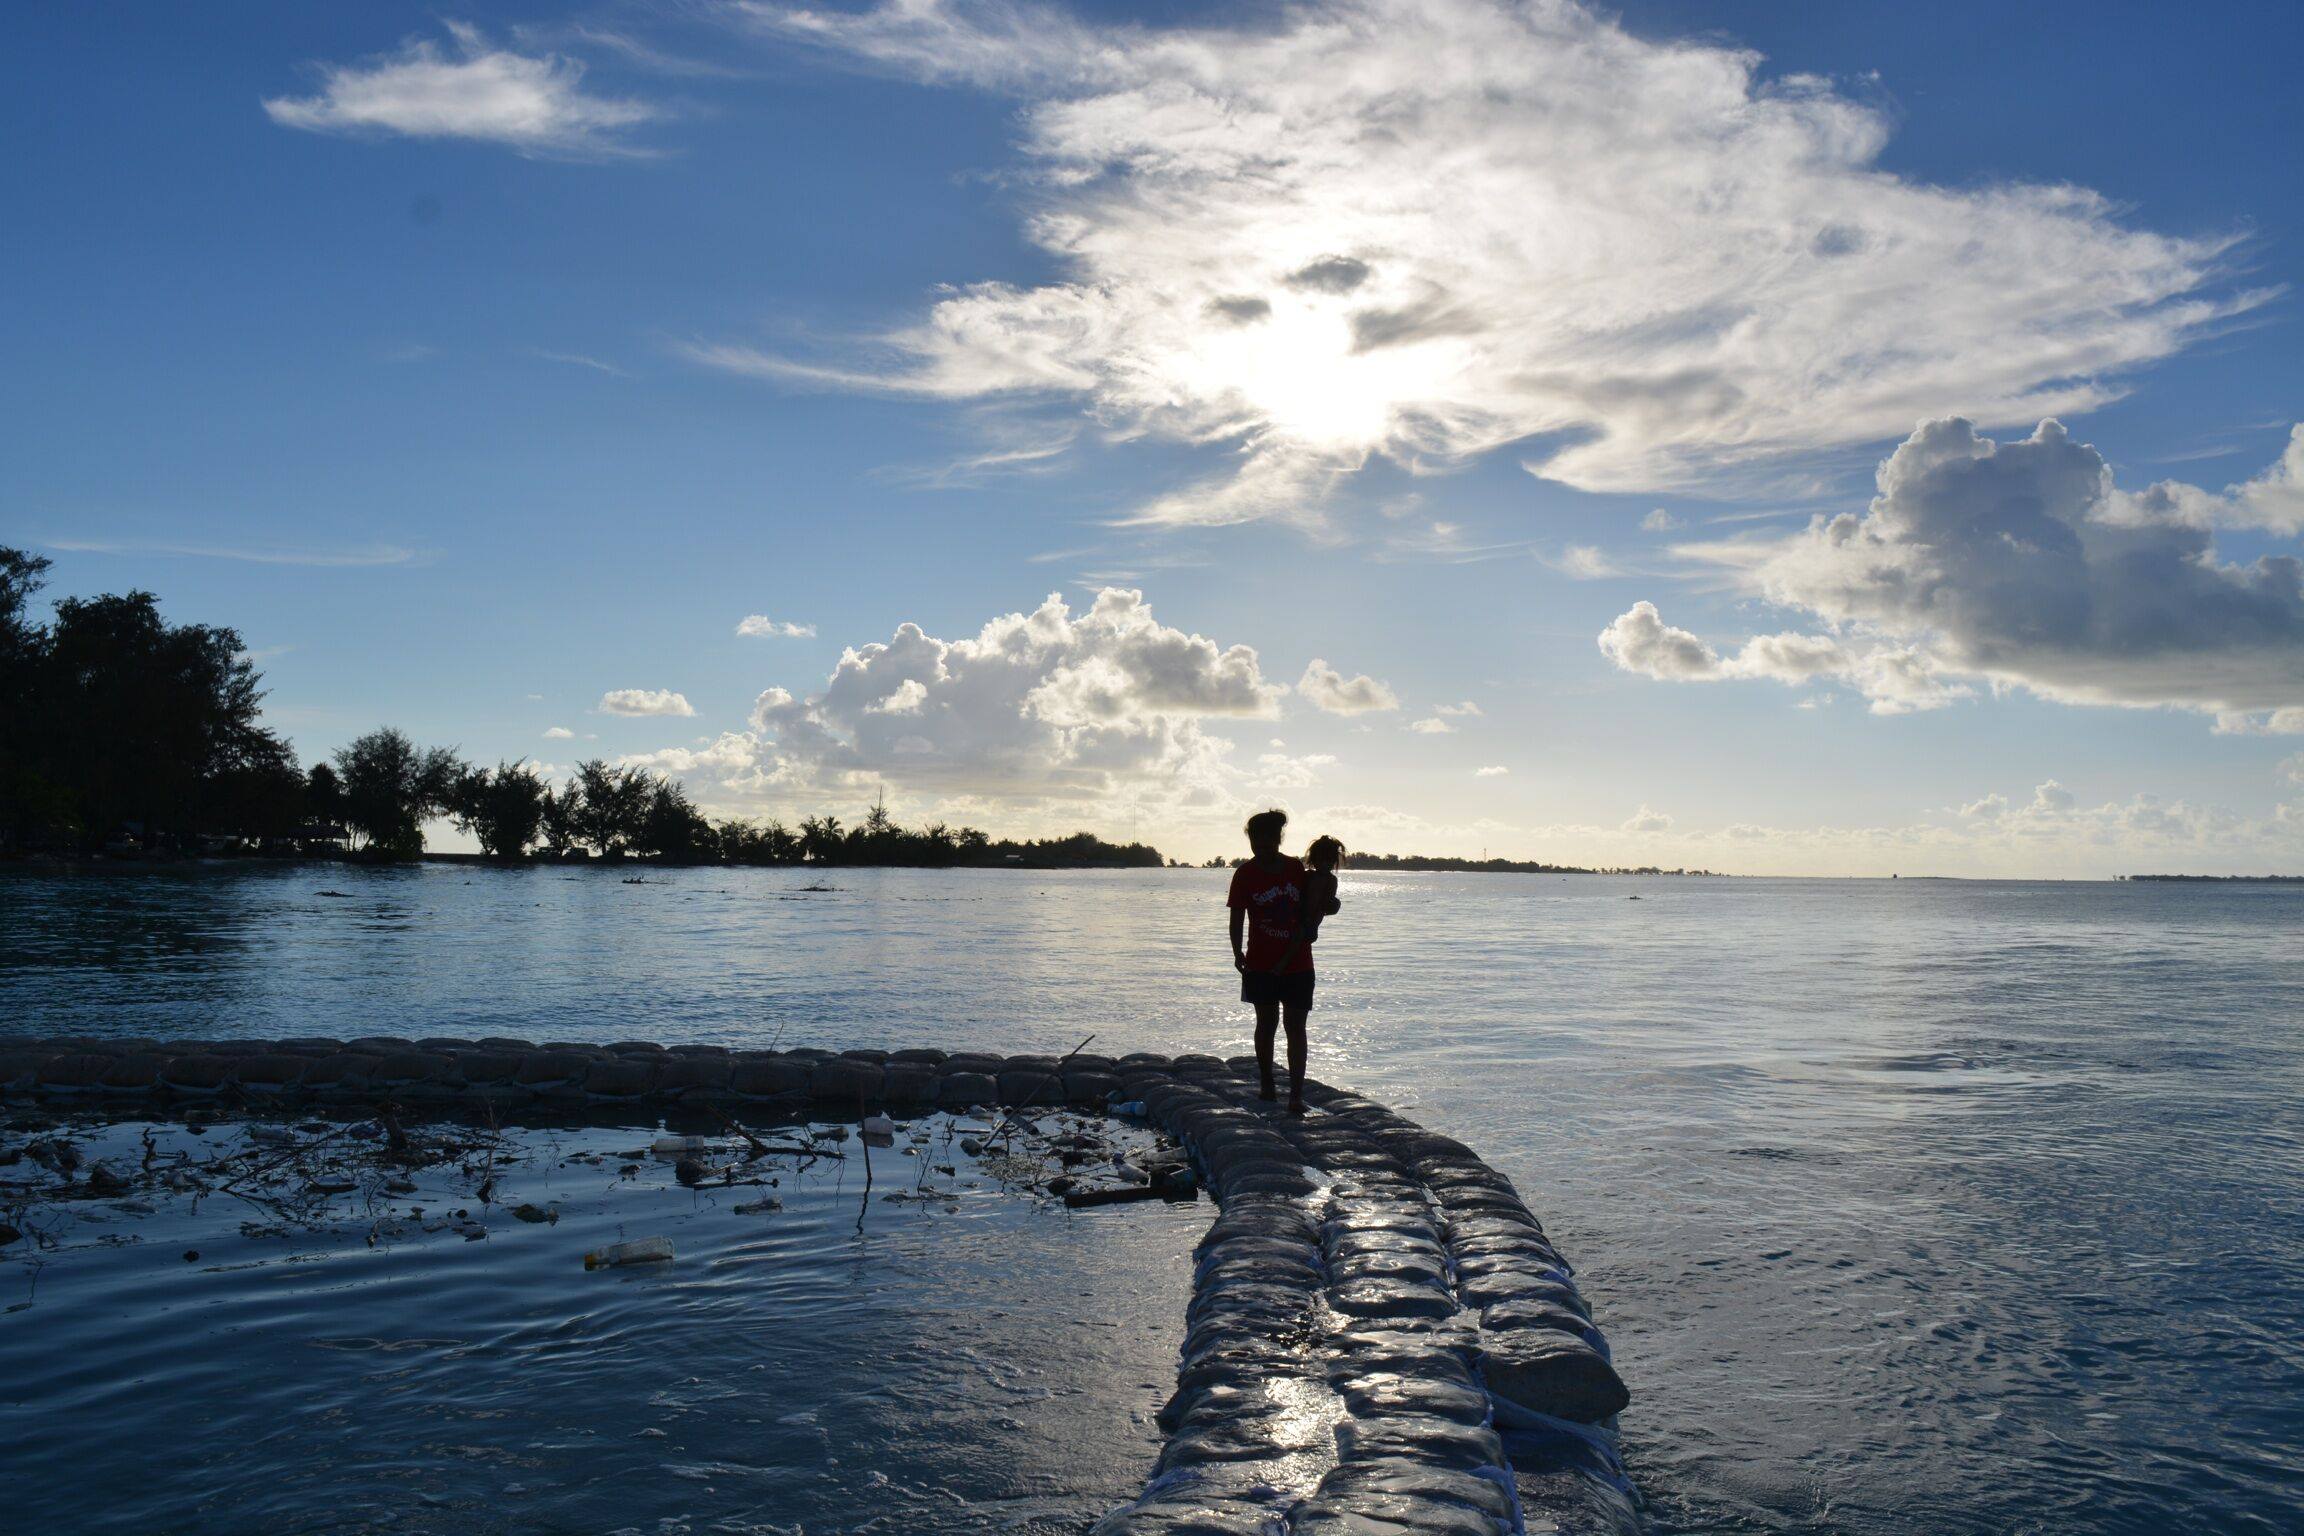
1480, 1332, 1630, 1423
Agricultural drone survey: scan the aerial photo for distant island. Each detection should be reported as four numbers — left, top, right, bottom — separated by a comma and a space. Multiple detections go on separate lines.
2124, 874, 2304, 883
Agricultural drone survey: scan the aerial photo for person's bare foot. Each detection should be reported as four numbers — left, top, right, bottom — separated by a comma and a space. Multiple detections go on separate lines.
1258, 1087, 1278, 1103
1286, 1098, 1306, 1116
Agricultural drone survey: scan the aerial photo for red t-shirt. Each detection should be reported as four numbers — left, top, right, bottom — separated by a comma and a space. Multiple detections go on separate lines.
1228, 856, 1313, 974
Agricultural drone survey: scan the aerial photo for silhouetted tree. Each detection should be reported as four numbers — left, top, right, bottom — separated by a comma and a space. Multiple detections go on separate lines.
33, 584, 290, 849
571, 759, 652, 855
334, 727, 462, 858
0, 550, 61, 850
638, 777, 710, 861
798, 813, 843, 863
304, 761, 345, 828
453, 761, 549, 860
538, 780, 581, 855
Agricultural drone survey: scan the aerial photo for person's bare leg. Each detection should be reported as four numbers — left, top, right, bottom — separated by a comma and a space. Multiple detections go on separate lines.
1253, 1000, 1280, 1100
1282, 1002, 1309, 1114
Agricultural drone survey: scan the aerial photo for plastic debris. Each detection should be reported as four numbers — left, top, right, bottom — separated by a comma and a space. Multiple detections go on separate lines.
584, 1236, 674, 1270
651, 1135, 711, 1157
861, 1114, 897, 1148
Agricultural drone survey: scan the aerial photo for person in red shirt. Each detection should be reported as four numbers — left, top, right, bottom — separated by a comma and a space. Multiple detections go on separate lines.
1227, 807, 1329, 1114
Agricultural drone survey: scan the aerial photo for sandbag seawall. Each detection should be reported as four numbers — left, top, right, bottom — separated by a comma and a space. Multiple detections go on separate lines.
1095, 1066, 1637, 1535
0, 1035, 1158, 1111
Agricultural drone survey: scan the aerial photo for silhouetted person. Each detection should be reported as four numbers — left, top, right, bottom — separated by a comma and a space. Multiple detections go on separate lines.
1226, 809, 1338, 1114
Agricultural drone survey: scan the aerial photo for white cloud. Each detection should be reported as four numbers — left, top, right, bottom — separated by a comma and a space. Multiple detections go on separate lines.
1256, 752, 1338, 789
1640, 508, 1681, 533
1433, 701, 1482, 717
2125, 424, 2304, 536
542, 725, 576, 740
1548, 544, 1625, 580
1606, 420, 2304, 724
1622, 805, 1673, 832
1409, 717, 1455, 735
264, 22, 657, 158
1297, 658, 1399, 714
727, 0, 2246, 525
533, 349, 630, 376
2032, 779, 2077, 813
598, 688, 696, 717
1474, 765, 1509, 777
632, 589, 1282, 817
2212, 708, 2304, 737
737, 614, 818, 639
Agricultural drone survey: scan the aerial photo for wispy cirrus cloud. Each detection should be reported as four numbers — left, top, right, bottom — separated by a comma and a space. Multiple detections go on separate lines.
713, 0, 2251, 528
264, 22, 659, 159
46, 538, 421, 568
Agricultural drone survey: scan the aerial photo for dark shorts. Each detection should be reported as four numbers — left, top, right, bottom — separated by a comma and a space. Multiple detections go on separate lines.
1241, 969, 1315, 1012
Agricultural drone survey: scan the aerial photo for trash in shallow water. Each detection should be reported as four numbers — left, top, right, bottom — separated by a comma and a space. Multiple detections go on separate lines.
584, 1236, 674, 1270
861, 1114, 897, 1148
652, 1135, 711, 1157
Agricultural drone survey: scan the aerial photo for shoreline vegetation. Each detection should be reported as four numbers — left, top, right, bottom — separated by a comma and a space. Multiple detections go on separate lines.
0, 545, 1713, 876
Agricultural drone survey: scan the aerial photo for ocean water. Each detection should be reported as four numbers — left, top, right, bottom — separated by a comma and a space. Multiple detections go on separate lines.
4, 864, 2302, 1534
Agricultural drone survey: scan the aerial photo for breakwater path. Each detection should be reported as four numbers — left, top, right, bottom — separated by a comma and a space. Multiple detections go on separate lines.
0, 1034, 1636, 1533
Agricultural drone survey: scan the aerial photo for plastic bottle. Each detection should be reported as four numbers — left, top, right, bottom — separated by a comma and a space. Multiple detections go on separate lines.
861, 1114, 897, 1147
584, 1236, 675, 1270
651, 1135, 710, 1157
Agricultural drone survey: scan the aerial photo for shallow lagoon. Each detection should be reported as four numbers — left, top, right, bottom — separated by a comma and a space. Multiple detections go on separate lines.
5, 864, 2304, 1532
2, 1107, 1201, 1535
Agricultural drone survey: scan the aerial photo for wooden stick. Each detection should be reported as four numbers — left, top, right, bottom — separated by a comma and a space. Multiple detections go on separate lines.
712, 1107, 776, 1161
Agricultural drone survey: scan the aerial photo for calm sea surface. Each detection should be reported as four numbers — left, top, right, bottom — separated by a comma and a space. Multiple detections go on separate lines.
4, 865, 2302, 1534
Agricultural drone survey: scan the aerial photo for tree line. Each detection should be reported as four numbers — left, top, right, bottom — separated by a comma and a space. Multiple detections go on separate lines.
0, 548, 1161, 868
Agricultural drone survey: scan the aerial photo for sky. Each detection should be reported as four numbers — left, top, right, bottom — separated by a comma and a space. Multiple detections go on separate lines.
4, 0, 2301, 875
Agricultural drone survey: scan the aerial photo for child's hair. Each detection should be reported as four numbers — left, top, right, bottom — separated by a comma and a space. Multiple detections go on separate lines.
1306, 835, 1346, 871
1244, 808, 1288, 845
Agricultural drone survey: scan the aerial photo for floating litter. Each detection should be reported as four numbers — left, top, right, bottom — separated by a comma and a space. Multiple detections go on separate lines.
584, 1236, 674, 1270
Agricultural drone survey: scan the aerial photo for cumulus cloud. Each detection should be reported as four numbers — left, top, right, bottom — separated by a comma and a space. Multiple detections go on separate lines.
1608, 420, 2304, 723
1433, 701, 1482, 717
737, 614, 817, 639
598, 688, 696, 717
1297, 659, 1399, 714
1622, 805, 1673, 832
264, 22, 657, 157
542, 725, 576, 740
1409, 717, 1455, 735
1474, 765, 1509, 777
724, 0, 2244, 523
1256, 752, 1338, 789
2125, 425, 2304, 536
1640, 509, 1681, 533
631, 589, 1282, 815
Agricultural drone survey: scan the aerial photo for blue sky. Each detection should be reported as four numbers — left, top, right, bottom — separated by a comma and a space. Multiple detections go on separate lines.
5, 1, 2300, 872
